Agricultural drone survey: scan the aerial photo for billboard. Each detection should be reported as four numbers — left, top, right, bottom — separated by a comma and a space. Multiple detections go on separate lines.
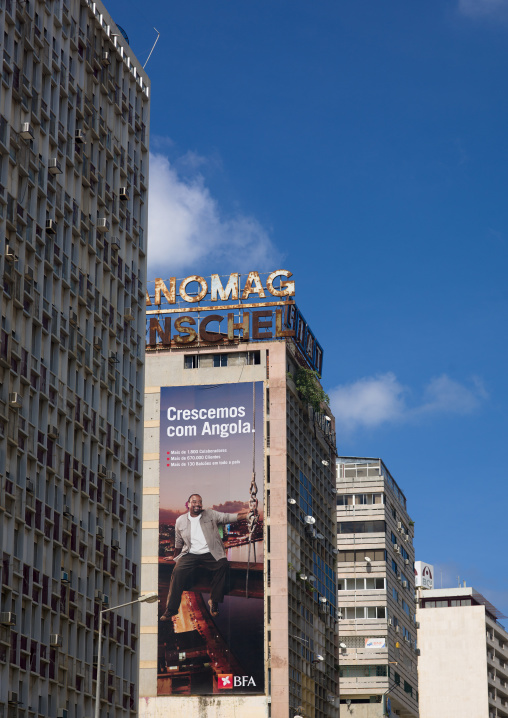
414, 561, 434, 590
158, 382, 265, 696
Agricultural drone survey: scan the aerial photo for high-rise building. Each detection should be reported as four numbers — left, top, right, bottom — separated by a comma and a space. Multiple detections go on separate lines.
417, 586, 508, 718
336, 458, 419, 718
139, 272, 339, 718
0, 1, 149, 716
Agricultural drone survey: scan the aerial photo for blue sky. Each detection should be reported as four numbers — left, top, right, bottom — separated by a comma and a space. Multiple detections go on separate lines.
107, 0, 508, 621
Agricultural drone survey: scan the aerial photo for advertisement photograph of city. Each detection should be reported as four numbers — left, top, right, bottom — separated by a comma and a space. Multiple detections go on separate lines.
157, 382, 265, 696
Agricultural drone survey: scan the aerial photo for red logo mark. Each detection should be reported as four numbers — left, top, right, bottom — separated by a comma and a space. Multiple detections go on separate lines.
218, 674, 233, 689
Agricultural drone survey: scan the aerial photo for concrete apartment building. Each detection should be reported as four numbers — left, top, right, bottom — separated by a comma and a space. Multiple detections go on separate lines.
139, 284, 338, 718
417, 587, 508, 718
336, 458, 419, 718
0, 0, 149, 716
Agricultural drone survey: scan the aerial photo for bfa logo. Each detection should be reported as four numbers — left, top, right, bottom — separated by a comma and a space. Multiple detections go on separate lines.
218, 674, 233, 689
234, 676, 257, 687
218, 674, 256, 688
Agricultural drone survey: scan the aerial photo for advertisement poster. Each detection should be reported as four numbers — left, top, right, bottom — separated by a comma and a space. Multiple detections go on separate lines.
158, 382, 265, 696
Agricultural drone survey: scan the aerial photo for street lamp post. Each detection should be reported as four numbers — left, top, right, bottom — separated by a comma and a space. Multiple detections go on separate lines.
94, 592, 158, 718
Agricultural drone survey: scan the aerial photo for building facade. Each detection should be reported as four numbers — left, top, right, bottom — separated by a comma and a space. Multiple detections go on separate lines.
0, 1, 149, 716
336, 458, 419, 718
139, 309, 338, 718
417, 587, 508, 718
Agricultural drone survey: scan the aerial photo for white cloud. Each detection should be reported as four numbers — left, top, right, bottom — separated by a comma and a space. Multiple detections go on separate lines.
147, 151, 281, 276
329, 372, 487, 432
458, 0, 508, 17
329, 373, 407, 431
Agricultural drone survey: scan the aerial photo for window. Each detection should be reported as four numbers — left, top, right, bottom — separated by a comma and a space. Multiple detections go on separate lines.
339, 665, 388, 678
338, 520, 386, 534
337, 493, 384, 506
344, 606, 386, 619
213, 354, 228, 367
356, 493, 384, 505
246, 350, 261, 365
342, 578, 385, 591
337, 549, 387, 563
402, 600, 410, 616
392, 559, 398, 574
393, 587, 399, 603
184, 355, 199, 369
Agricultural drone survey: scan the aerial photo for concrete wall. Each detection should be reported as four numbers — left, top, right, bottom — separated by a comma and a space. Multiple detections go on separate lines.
417, 605, 489, 717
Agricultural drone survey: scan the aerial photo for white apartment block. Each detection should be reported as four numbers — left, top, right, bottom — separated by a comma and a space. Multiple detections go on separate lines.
336, 458, 419, 718
0, 0, 149, 716
417, 587, 508, 718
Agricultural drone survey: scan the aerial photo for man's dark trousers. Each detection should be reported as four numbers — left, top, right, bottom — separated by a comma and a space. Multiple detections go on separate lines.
163, 552, 229, 617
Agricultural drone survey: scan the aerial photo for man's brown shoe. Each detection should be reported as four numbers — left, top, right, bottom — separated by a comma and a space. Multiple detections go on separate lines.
208, 599, 219, 617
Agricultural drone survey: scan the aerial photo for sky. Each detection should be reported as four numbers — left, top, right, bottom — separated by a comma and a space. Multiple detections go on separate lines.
106, 0, 508, 622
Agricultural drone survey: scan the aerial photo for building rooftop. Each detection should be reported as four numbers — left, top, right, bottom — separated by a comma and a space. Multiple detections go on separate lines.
421, 586, 507, 621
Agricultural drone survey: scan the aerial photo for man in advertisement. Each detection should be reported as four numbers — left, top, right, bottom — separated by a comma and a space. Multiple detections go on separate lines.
160, 493, 249, 622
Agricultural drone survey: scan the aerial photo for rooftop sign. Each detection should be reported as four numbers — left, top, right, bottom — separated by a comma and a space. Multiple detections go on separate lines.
146, 270, 295, 310
145, 270, 323, 373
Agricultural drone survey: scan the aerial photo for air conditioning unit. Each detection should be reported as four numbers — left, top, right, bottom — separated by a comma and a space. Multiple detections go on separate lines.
102, 594, 109, 606
96, 526, 104, 538
111, 237, 120, 249
395, 625, 400, 634
397, 574, 402, 582
108, 662, 115, 673
404, 558, 410, 565
75, 128, 85, 144
9, 392, 23, 408
25, 266, 34, 279
94, 590, 103, 601
402, 581, 408, 588
48, 158, 63, 175
124, 305, 134, 320
105, 470, 115, 484
61, 570, 70, 583
393, 543, 399, 551
397, 522, 402, 531
69, 311, 78, 326
20, 122, 35, 140
102, 51, 111, 66
93, 336, 102, 350
50, 633, 62, 647
7, 691, 18, 705
415, 621, 420, 629
97, 218, 110, 233
0, 612, 16, 626
415, 648, 421, 656
26, 479, 35, 493
58, 709, 68, 718
405, 636, 410, 643
46, 219, 57, 234
404, 534, 410, 542
63, 505, 71, 517
108, 351, 118, 364
111, 539, 120, 549
395, 546, 401, 555
388, 618, 393, 626
119, 187, 129, 201
98, 464, 107, 477
48, 425, 59, 439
